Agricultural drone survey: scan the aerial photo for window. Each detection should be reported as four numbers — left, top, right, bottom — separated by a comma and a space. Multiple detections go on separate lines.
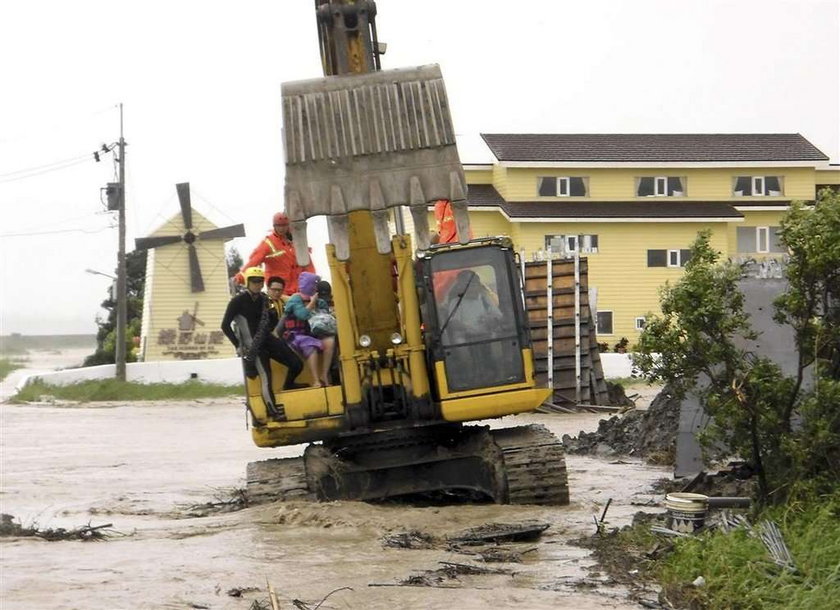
756, 227, 769, 253
637, 176, 685, 197
648, 249, 692, 267
668, 249, 681, 267
733, 176, 783, 196
537, 176, 588, 197
596, 311, 614, 334
545, 234, 599, 254
635, 317, 647, 331
736, 226, 785, 253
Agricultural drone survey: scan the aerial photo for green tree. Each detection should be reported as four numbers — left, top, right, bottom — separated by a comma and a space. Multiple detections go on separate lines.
84, 250, 146, 366
634, 189, 840, 504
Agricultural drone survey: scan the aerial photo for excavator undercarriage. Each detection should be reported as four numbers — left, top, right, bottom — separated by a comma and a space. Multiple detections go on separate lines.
245, 424, 569, 505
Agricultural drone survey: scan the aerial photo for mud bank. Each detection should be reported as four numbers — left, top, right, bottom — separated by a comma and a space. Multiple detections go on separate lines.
1, 399, 669, 609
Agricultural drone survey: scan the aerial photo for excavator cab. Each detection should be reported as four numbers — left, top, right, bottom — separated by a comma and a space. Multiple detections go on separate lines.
419, 239, 529, 395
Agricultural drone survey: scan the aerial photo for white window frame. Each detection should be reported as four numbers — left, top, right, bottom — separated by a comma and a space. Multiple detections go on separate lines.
756, 226, 770, 253
565, 235, 577, 253
655, 176, 668, 196
580, 234, 598, 254
667, 249, 681, 268
596, 310, 614, 335
557, 177, 570, 197
753, 176, 765, 197
635, 317, 647, 331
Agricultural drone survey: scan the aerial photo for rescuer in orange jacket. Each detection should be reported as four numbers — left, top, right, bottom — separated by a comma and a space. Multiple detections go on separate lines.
234, 212, 315, 295
431, 199, 473, 300
431, 199, 461, 245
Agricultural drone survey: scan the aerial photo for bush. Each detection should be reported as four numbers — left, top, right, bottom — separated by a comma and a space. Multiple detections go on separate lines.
634, 189, 840, 504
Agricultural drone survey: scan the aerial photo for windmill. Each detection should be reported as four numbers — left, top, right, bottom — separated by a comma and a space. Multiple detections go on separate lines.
135, 182, 245, 361
135, 183, 245, 292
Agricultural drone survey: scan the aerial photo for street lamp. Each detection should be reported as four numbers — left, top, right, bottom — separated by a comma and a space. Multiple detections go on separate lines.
85, 268, 116, 280
85, 268, 124, 377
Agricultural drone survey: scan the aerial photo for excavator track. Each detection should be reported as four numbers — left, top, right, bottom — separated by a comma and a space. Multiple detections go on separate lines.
491, 424, 571, 505
246, 457, 315, 504
245, 423, 569, 506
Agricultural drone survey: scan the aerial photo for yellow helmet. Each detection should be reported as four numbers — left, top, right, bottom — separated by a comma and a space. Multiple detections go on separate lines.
243, 267, 265, 283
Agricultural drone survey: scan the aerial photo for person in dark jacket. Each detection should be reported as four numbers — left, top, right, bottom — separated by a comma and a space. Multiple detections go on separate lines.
221, 267, 303, 389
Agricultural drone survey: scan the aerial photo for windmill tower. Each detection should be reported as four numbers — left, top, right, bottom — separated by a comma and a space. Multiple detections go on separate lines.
135, 183, 245, 361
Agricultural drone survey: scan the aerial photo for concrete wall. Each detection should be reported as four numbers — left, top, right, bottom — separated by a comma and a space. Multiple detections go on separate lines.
599, 353, 637, 379
19, 352, 636, 392
18, 358, 243, 390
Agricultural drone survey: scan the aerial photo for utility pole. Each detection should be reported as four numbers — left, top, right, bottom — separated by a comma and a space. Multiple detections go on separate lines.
115, 103, 127, 381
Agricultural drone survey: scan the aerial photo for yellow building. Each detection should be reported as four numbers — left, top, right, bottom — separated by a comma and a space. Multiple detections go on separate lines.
456, 133, 837, 344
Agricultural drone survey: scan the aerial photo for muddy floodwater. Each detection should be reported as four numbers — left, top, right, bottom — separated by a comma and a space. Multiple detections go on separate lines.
1, 389, 669, 609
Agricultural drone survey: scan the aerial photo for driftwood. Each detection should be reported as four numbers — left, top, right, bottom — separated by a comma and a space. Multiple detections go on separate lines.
371, 559, 513, 589
381, 530, 437, 549
0, 514, 116, 541
448, 521, 550, 545
454, 545, 537, 563
182, 487, 248, 517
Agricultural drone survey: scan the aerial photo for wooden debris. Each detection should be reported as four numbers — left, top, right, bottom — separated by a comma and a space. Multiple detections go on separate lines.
454, 545, 536, 563
183, 487, 248, 517
227, 586, 260, 598
266, 578, 280, 610
757, 520, 796, 572
0, 514, 116, 541
650, 526, 691, 538
381, 530, 437, 549
438, 561, 511, 576
448, 521, 550, 545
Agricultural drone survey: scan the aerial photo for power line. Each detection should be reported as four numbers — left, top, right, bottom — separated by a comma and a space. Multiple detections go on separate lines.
0, 224, 114, 238
0, 143, 116, 185
0, 152, 93, 178
3, 210, 113, 235
0, 156, 94, 185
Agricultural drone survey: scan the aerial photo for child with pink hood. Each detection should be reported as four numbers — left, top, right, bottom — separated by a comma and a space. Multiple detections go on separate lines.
283, 272, 336, 387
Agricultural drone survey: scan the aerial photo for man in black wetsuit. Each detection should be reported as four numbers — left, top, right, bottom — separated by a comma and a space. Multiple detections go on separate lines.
220, 266, 303, 389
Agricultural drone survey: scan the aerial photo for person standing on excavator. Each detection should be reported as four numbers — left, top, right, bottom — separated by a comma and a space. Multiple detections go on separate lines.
431, 199, 459, 245
234, 212, 315, 295
431, 199, 474, 300
222, 267, 304, 390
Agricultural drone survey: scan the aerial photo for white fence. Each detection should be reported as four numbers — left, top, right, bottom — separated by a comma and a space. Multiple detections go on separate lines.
17, 358, 243, 390
17, 353, 638, 393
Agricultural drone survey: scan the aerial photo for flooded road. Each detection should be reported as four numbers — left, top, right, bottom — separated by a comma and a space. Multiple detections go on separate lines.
1, 397, 669, 609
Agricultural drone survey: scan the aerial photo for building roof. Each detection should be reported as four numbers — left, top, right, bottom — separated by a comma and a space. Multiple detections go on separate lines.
466, 185, 744, 219
480, 133, 829, 163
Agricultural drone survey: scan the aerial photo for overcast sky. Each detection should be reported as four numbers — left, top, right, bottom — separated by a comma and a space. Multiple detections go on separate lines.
1, 0, 838, 335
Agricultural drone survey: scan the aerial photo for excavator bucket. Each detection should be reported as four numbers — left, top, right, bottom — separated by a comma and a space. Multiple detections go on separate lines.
282, 64, 470, 264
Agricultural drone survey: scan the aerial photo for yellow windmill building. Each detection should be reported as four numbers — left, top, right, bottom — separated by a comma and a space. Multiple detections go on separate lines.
136, 183, 245, 361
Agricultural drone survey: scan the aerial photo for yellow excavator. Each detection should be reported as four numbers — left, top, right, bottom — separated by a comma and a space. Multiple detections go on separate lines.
240, 0, 569, 505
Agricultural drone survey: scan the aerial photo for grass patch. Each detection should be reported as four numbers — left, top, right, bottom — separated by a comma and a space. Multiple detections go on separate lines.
658, 492, 840, 609
0, 357, 26, 381
11, 378, 242, 402
609, 376, 650, 388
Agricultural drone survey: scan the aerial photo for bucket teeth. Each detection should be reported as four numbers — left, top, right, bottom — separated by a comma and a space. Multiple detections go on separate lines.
327, 215, 351, 261
369, 180, 392, 254
282, 64, 470, 257
286, 190, 311, 266
290, 221, 311, 267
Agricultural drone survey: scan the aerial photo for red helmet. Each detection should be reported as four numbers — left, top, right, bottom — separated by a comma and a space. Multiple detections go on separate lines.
272, 212, 289, 226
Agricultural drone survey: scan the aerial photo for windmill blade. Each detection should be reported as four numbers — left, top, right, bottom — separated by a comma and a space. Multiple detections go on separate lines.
135, 235, 183, 250
192, 302, 205, 326
187, 243, 205, 292
198, 224, 246, 241
176, 182, 193, 230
